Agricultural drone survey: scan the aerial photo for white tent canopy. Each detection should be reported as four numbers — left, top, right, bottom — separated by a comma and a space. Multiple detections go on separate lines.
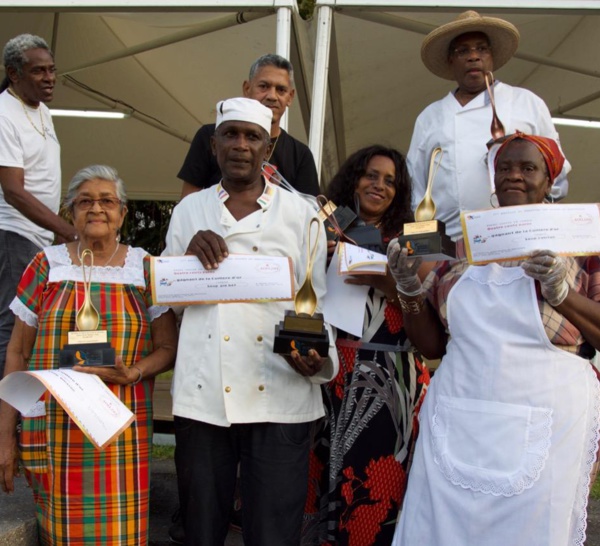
1, 1, 600, 205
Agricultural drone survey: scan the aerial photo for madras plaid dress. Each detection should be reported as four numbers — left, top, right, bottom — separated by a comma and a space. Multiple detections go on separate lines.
12, 245, 161, 545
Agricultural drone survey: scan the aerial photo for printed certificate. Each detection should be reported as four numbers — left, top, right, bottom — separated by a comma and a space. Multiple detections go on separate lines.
151, 254, 295, 305
0, 369, 134, 450
461, 203, 600, 264
337, 242, 387, 275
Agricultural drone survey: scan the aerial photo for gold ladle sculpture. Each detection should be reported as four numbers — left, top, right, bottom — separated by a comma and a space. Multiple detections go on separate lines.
294, 217, 320, 317
75, 249, 100, 331
414, 147, 443, 222
485, 71, 506, 141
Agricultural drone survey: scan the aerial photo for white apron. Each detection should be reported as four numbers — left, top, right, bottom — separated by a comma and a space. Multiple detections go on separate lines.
393, 263, 600, 546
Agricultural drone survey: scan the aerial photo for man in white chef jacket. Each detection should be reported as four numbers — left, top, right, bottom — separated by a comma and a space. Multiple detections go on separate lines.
163, 97, 337, 546
408, 10, 570, 241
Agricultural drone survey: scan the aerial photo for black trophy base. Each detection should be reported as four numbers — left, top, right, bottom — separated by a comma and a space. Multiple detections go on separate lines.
59, 342, 116, 367
320, 207, 356, 241
273, 316, 329, 357
398, 231, 456, 261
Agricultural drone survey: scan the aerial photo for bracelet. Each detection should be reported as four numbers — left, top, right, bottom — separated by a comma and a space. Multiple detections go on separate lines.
130, 366, 143, 386
398, 294, 425, 315
386, 292, 401, 307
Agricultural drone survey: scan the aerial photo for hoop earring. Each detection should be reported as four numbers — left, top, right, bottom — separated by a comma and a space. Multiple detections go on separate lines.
490, 192, 500, 209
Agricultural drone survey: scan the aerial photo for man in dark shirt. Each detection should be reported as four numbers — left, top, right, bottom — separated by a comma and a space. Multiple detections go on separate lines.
178, 54, 320, 199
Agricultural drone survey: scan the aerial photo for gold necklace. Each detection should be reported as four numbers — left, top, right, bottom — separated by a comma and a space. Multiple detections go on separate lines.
266, 133, 280, 161
77, 241, 120, 267
7, 88, 46, 139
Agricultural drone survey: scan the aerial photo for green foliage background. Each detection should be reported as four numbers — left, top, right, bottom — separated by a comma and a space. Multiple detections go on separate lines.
120, 200, 175, 256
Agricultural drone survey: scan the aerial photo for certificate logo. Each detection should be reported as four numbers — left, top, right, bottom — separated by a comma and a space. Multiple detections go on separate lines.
256, 262, 281, 273
571, 213, 593, 226
99, 396, 120, 417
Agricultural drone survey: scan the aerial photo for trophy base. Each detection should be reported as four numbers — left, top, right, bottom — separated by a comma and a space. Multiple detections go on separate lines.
398, 231, 456, 261
321, 204, 357, 241
345, 225, 384, 253
274, 312, 329, 357
59, 342, 116, 367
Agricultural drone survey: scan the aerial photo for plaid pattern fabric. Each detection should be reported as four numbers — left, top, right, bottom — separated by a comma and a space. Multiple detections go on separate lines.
423, 240, 600, 358
17, 251, 155, 545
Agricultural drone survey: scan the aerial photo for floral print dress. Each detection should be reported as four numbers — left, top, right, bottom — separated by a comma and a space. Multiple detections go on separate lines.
303, 287, 430, 545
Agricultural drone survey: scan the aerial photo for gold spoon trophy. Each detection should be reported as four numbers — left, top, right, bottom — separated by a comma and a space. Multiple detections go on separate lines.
485, 71, 506, 142
273, 218, 329, 357
398, 147, 456, 260
59, 249, 115, 367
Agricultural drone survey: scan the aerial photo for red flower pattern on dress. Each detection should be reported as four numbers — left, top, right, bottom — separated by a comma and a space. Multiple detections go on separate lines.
332, 343, 357, 399
304, 449, 325, 513
339, 456, 406, 545
384, 302, 403, 334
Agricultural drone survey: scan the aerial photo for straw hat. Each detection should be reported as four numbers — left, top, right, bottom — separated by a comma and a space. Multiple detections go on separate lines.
421, 10, 520, 80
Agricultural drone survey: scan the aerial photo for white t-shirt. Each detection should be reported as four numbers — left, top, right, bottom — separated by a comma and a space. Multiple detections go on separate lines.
407, 82, 571, 240
0, 90, 61, 248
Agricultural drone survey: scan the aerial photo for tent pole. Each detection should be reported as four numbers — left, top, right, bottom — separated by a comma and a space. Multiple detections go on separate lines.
51, 12, 60, 54
342, 10, 600, 79
308, 3, 333, 180
58, 10, 271, 77
551, 90, 600, 116
61, 77, 193, 143
276, 4, 292, 131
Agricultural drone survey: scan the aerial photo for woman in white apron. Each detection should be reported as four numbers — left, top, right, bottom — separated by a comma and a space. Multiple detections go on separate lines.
387, 132, 600, 546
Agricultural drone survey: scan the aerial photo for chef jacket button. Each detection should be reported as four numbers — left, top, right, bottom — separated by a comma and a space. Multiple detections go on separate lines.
224, 335, 230, 341
225, 386, 231, 393
256, 335, 263, 342
258, 385, 265, 391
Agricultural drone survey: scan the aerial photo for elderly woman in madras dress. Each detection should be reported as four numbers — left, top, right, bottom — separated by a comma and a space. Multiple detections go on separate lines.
0, 165, 177, 545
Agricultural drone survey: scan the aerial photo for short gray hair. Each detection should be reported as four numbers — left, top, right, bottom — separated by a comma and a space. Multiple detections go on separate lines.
64, 165, 128, 210
3, 34, 52, 75
248, 54, 294, 88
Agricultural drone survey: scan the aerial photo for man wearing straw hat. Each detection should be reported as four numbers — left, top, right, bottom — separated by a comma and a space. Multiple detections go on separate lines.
407, 10, 570, 240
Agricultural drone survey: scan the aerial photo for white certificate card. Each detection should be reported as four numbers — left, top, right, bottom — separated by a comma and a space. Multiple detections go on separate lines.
0, 369, 134, 450
337, 242, 387, 275
461, 203, 600, 264
151, 254, 294, 305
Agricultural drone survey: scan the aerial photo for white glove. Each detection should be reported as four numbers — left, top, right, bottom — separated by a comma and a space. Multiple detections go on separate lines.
521, 249, 569, 306
387, 238, 423, 297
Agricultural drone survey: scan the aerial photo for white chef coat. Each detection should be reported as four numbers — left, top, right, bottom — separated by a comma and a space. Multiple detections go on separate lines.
164, 180, 338, 427
407, 82, 570, 240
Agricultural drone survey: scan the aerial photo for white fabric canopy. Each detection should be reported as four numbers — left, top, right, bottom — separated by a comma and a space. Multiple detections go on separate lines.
0, 1, 599, 205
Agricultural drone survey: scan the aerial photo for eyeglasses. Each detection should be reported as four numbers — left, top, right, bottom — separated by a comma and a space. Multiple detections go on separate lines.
451, 45, 492, 59
73, 197, 122, 210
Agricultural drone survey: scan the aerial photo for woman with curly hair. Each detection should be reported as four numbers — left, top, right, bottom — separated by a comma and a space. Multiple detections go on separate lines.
303, 145, 430, 545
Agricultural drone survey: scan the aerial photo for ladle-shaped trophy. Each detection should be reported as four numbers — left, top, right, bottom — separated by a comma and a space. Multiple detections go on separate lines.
273, 218, 329, 357
60, 249, 116, 367
398, 148, 456, 260
485, 71, 505, 142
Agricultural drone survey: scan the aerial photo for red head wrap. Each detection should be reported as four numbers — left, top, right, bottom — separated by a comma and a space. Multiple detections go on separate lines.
493, 131, 565, 182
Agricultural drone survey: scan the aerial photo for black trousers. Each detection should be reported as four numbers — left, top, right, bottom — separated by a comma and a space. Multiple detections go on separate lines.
174, 417, 312, 546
